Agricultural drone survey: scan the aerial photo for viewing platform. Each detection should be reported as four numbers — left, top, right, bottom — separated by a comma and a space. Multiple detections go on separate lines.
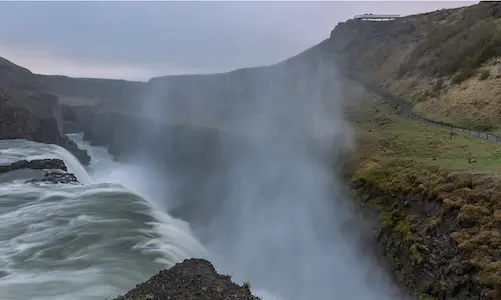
353, 14, 400, 21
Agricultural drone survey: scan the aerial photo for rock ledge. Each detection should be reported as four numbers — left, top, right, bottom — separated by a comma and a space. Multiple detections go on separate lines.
114, 258, 260, 300
0, 158, 67, 173
0, 158, 80, 184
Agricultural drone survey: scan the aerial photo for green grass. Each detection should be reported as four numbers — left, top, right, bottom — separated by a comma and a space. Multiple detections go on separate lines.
353, 103, 501, 173
412, 105, 501, 136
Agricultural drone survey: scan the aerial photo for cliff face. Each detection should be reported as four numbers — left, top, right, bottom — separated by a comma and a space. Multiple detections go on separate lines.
330, 2, 501, 132
0, 57, 90, 164
35, 74, 145, 110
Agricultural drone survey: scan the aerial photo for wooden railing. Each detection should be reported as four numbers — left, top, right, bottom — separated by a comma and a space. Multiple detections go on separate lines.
353, 14, 400, 20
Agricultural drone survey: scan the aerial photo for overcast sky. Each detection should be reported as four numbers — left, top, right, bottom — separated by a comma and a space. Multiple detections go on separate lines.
0, 1, 476, 81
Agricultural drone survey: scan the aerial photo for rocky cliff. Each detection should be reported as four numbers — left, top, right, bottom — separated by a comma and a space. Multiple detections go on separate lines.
0, 57, 90, 164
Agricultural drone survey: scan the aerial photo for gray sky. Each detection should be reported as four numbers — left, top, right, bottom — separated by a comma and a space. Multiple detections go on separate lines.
0, 1, 475, 81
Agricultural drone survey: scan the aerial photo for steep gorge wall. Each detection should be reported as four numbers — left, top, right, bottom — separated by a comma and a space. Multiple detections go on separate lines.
0, 57, 90, 164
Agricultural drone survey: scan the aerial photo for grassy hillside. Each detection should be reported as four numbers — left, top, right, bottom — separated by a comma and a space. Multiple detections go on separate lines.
331, 1, 501, 134
344, 66, 501, 297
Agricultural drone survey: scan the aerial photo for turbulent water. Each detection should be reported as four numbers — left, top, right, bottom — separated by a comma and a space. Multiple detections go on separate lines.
0, 133, 400, 300
0, 134, 206, 300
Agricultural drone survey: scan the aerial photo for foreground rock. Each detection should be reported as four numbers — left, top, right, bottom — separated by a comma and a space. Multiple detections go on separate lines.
0, 158, 67, 173
115, 259, 260, 300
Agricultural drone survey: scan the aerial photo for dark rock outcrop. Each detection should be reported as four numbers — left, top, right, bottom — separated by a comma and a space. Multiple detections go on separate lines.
115, 259, 259, 300
0, 158, 79, 185
27, 172, 79, 184
352, 180, 485, 300
0, 158, 67, 173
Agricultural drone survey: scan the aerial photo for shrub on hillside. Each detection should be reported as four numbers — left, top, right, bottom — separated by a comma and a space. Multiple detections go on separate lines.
398, 4, 501, 81
479, 68, 491, 80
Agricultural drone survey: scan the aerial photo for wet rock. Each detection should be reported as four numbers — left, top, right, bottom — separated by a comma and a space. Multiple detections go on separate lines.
26, 172, 79, 184
351, 180, 485, 300
114, 258, 259, 300
0, 158, 67, 174
59, 138, 91, 165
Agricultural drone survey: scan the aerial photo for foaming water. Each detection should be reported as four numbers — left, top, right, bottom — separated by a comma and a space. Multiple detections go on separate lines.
0, 137, 206, 300
0, 139, 91, 184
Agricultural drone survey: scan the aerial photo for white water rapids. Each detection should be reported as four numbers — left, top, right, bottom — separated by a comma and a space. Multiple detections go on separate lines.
0, 135, 206, 300
0, 134, 402, 300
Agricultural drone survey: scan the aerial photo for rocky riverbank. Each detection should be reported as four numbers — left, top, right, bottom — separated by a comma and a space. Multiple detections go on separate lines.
114, 259, 259, 300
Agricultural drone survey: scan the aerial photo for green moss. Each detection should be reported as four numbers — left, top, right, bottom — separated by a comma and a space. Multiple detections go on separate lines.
419, 294, 437, 300
442, 198, 462, 210
426, 216, 443, 232
395, 219, 414, 241
410, 243, 424, 265
457, 204, 491, 223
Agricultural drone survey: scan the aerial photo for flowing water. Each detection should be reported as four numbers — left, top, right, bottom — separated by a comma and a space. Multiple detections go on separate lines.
0, 135, 206, 300
0, 133, 401, 300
